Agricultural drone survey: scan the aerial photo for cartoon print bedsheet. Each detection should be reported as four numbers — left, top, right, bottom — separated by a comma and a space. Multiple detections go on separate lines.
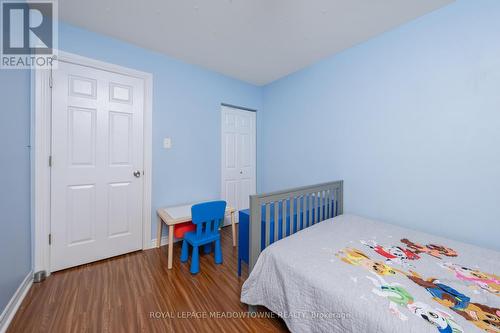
241, 215, 499, 333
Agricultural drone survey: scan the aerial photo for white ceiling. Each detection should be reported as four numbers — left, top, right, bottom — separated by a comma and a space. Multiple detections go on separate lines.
59, 0, 453, 85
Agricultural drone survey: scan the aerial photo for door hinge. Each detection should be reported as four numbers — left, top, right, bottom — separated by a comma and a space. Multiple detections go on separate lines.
48, 155, 52, 167
49, 234, 52, 245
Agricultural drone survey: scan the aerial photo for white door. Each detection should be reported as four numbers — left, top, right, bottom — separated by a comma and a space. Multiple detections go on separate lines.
50, 60, 144, 271
221, 106, 256, 224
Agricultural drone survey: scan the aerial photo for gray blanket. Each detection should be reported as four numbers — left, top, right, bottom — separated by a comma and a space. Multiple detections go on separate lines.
241, 214, 500, 333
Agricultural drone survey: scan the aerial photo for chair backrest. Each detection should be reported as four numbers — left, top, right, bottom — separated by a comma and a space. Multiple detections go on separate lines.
191, 201, 227, 236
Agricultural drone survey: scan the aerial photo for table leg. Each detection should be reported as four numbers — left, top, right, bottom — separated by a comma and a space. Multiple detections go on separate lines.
231, 211, 236, 247
167, 225, 174, 269
156, 215, 163, 248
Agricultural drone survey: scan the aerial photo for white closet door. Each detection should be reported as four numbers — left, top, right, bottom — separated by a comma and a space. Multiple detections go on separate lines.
221, 106, 256, 224
50, 60, 144, 272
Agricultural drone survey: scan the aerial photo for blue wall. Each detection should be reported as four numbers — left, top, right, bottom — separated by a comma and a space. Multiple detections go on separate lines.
0, 70, 32, 312
58, 23, 263, 239
260, 0, 500, 250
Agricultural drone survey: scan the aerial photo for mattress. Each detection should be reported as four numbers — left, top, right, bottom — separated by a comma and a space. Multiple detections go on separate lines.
241, 214, 500, 333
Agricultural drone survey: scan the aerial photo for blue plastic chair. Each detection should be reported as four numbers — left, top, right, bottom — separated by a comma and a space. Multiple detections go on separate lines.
180, 200, 226, 274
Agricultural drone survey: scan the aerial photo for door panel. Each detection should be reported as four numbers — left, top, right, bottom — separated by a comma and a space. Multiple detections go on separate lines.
68, 107, 96, 166
240, 133, 251, 167
51, 60, 144, 272
225, 132, 237, 169
109, 111, 132, 165
239, 178, 252, 211
221, 106, 256, 225
69, 75, 96, 98
107, 182, 132, 237
225, 180, 239, 212
67, 184, 96, 245
109, 83, 133, 104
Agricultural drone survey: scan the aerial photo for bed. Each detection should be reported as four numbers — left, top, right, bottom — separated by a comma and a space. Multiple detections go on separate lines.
240, 181, 500, 333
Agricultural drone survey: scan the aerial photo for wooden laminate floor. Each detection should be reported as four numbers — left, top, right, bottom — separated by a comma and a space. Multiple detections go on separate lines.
8, 226, 288, 333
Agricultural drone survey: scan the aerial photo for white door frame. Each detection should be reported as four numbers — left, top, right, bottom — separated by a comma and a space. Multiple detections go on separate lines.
220, 104, 257, 217
32, 51, 153, 275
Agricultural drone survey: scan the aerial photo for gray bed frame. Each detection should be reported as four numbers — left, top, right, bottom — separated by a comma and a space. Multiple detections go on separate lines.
248, 180, 344, 272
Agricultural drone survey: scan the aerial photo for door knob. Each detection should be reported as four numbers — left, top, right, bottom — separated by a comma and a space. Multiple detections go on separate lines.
239, 170, 243, 174
133, 170, 141, 178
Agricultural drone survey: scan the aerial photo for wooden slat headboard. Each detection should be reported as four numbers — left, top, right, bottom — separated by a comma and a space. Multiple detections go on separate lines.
248, 180, 344, 272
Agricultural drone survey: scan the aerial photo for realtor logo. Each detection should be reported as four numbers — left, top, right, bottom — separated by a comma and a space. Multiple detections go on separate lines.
1, 0, 57, 68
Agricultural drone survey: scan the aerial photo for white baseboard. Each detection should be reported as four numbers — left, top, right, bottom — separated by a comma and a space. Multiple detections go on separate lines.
0, 271, 33, 333
150, 236, 181, 249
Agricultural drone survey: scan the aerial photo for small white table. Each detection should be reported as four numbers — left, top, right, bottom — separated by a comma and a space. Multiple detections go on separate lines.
157, 203, 236, 269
